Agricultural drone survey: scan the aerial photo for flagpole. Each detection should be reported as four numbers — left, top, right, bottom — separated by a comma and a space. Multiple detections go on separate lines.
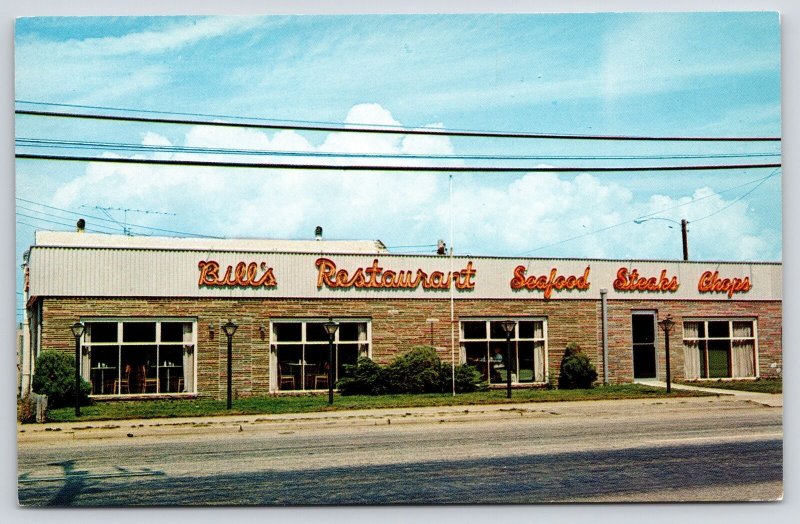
450, 174, 456, 396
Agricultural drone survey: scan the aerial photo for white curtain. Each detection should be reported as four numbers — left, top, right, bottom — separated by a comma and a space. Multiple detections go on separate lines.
81, 325, 91, 381
732, 340, 756, 377
182, 323, 194, 393
682, 322, 701, 380
733, 321, 754, 338
683, 342, 701, 380
357, 323, 368, 358
533, 321, 544, 339
534, 341, 546, 382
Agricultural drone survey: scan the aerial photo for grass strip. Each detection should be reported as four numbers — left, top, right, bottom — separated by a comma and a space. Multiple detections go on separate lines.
43, 384, 714, 423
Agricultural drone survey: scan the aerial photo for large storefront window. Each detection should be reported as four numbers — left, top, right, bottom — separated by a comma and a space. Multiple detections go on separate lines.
683, 319, 757, 379
82, 319, 196, 395
460, 319, 547, 384
271, 320, 370, 391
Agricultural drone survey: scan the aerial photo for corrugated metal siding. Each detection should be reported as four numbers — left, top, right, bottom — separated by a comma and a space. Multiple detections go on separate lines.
28, 247, 782, 301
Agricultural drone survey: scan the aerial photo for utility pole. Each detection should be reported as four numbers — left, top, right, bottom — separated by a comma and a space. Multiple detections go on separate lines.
681, 219, 689, 261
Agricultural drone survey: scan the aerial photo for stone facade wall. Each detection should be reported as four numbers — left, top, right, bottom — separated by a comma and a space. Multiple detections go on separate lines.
35, 296, 781, 398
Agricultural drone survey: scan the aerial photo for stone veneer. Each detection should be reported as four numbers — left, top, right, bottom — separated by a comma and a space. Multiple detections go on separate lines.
35, 296, 781, 399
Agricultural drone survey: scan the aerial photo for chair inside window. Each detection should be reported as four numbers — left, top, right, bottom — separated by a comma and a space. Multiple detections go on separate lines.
113, 367, 131, 394
312, 362, 330, 389
279, 364, 296, 390
140, 365, 158, 393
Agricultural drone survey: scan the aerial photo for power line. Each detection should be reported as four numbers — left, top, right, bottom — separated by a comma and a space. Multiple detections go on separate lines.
16, 213, 117, 233
691, 173, 776, 223
15, 137, 782, 162
16, 205, 121, 233
14, 153, 782, 172
16, 100, 784, 142
15, 108, 781, 142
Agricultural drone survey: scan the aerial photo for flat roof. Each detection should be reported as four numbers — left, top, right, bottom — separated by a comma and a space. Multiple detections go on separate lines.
34, 231, 388, 254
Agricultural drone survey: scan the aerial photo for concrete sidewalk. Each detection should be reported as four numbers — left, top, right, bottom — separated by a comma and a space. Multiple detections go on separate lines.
634, 379, 783, 408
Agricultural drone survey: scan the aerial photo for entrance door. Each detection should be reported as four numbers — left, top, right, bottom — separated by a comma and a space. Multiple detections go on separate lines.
632, 312, 657, 379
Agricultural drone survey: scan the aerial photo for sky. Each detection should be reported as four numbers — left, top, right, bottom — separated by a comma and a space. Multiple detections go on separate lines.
14, 12, 782, 315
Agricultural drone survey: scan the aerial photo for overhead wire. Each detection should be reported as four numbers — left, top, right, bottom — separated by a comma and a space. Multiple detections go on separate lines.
14, 154, 782, 172
15, 107, 781, 142
15, 99, 783, 141
690, 171, 778, 224
15, 137, 781, 162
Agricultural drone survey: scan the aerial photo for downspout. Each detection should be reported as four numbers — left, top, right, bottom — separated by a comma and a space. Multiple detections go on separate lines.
600, 288, 609, 385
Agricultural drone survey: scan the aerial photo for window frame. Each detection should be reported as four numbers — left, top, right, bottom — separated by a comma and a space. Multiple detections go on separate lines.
682, 317, 759, 379
269, 318, 372, 392
459, 317, 549, 385
81, 317, 198, 396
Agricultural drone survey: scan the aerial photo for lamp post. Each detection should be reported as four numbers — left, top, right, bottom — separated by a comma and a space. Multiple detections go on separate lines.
499, 320, 516, 399
222, 320, 238, 409
70, 322, 85, 417
658, 314, 675, 393
323, 318, 339, 405
633, 217, 689, 261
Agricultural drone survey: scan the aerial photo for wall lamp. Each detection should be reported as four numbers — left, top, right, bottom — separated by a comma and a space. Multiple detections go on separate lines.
209, 323, 215, 339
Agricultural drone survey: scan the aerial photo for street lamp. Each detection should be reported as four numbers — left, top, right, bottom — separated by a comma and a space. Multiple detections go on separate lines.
323, 318, 339, 405
70, 322, 85, 417
499, 320, 516, 399
222, 320, 238, 409
658, 314, 675, 393
633, 217, 689, 261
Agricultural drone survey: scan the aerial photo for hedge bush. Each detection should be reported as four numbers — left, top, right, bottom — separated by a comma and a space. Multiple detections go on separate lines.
337, 346, 485, 395
31, 351, 92, 408
557, 342, 598, 389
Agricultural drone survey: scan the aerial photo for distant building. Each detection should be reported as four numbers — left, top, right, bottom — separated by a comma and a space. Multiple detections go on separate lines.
20, 227, 781, 399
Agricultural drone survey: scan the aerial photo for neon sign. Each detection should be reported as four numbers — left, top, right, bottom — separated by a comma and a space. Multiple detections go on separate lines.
698, 271, 751, 298
198, 260, 277, 288
613, 268, 679, 292
315, 257, 476, 290
510, 266, 591, 299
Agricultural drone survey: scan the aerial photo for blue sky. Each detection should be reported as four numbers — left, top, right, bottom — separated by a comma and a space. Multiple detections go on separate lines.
14, 12, 782, 308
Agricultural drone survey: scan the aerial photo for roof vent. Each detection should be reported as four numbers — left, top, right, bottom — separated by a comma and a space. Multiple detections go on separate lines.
315, 226, 323, 241
76, 219, 86, 233
437, 239, 446, 255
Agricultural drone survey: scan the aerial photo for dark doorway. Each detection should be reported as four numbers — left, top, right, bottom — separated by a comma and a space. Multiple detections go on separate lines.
632, 313, 657, 379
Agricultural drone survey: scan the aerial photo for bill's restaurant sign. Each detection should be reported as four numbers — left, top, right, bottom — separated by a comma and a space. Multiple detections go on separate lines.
198, 257, 753, 299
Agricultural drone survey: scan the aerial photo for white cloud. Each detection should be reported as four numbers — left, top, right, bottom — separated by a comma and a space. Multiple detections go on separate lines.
46, 103, 779, 262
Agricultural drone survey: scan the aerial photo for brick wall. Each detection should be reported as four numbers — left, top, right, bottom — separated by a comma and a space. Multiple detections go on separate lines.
605, 299, 782, 383
35, 296, 781, 398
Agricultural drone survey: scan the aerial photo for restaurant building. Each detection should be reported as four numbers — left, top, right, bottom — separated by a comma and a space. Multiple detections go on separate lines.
20, 228, 782, 399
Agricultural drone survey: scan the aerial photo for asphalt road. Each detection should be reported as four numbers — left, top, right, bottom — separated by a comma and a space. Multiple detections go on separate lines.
17, 397, 783, 506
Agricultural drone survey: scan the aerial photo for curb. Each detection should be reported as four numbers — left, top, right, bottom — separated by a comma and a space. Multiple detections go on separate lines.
18, 394, 780, 443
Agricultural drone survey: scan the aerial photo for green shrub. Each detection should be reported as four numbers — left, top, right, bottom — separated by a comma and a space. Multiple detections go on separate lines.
337, 357, 386, 395
384, 346, 443, 393
558, 342, 598, 389
449, 363, 488, 393
31, 351, 91, 408
338, 347, 485, 395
